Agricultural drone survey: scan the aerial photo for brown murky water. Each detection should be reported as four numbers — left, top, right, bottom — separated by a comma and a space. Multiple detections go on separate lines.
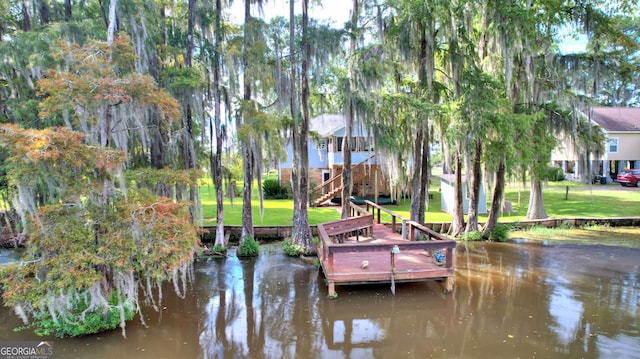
1, 241, 639, 358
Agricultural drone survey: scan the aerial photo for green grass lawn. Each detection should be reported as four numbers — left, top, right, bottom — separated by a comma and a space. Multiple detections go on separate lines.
502, 184, 640, 220
200, 184, 341, 226
508, 224, 640, 248
199, 169, 640, 226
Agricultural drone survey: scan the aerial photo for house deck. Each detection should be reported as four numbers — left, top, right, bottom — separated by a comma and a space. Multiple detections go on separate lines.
317, 202, 456, 297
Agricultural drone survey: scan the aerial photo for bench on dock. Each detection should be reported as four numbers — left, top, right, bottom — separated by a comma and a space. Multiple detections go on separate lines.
320, 201, 375, 243
321, 215, 374, 243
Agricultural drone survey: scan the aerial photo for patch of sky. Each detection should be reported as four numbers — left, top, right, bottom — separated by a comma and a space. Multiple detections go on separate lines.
557, 23, 588, 54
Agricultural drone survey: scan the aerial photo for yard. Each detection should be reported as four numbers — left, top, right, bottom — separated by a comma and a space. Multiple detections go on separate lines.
199, 174, 640, 226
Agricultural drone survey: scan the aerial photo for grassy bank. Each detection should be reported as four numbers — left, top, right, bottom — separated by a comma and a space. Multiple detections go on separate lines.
508, 224, 640, 248
199, 175, 640, 226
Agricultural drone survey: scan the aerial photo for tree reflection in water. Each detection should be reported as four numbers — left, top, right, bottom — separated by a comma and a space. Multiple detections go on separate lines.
1, 242, 636, 358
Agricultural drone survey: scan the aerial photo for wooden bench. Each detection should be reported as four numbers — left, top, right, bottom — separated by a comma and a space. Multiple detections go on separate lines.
321, 215, 374, 243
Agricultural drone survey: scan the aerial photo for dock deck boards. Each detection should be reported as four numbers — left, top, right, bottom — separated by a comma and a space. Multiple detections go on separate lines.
317, 202, 456, 297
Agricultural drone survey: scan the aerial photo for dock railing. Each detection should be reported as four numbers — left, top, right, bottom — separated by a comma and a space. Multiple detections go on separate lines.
365, 200, 446, 241
317, 201, 456, 278
318, 202, 374, 246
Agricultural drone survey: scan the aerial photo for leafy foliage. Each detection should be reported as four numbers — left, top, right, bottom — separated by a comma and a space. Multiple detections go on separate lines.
237, 236, 260, 257
485, 224, 510, 242
262, 178, 290, 199
282, 240, 305, 257
459, 230, 483, 242
20, 292, 136, 338
37, 36, 181, 127
0, 125, 200, 337
545, 166, 566, 182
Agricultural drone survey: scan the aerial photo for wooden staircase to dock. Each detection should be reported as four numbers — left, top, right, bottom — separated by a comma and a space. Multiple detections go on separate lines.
312, 154, 376, 206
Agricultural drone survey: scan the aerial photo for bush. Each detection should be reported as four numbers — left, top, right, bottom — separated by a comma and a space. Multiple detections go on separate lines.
238, 236, 260, 257
486, 224, 510, 242
545, 166, 566, 182
213, 243, 226, 252
460, 230, 483, 241
262, 178, 290, 199
282, 240, 305, 256
21, 292, 135, 338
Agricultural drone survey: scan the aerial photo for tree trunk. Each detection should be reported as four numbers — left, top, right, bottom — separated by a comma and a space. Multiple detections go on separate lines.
184, 0, 198, 223
483, 154, 506, 237
291, 0, 315, 255
64, 0, 72, 21
417, 128, 430, 223
409, 126, 424, 222
412, 20, 432, 224
526, 175, 547, 219
450, 153, 465, 237
465, 139, 482, 232
241, 144, 255, 240
212, 0, 225, 249
37, 0, 50, 25
241, 0, 254, 241
107, 0, 117, 45
341, 0, 358, 219
150, 114, 171, 196
21, 0, 31, 31
289, 0, 300, 233
341, 119, 353, 219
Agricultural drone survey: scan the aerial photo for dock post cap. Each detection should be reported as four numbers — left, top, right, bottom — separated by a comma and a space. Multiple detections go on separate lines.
391, 245, 400, 254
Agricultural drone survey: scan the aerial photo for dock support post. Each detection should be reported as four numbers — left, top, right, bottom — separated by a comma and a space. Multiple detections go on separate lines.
445, 277, 454, 293
328, 282, 336, 298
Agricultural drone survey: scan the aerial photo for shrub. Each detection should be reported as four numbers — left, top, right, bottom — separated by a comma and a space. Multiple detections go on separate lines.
238, 236, 260, 257
460, 230, 483, 241
545, 166, 566, 182
21, 292, 135, 338
282, 240, 305, 257
262, 178, 289, 199
486, 224, 510, 242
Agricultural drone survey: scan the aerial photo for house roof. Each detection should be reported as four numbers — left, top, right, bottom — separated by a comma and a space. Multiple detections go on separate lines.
310, 114, 345, 137
591, 107, 640, 132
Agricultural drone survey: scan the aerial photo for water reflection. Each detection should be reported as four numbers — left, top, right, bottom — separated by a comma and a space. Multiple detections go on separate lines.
548, 277, 583, 346
0, 241, 638, 358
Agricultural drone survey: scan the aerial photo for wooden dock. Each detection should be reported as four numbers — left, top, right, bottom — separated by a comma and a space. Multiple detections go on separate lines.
317, 201, 456, 297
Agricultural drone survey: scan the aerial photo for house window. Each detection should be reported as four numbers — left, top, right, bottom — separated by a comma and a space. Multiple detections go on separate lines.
336, 137, 343, 152
318, 139, 326, 150
608, 137, 618, 153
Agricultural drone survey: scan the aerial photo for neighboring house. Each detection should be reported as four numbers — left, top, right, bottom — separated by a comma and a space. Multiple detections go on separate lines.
439, 174, 487, 215
278, 114, 389, 205
551, 107, 640, 182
